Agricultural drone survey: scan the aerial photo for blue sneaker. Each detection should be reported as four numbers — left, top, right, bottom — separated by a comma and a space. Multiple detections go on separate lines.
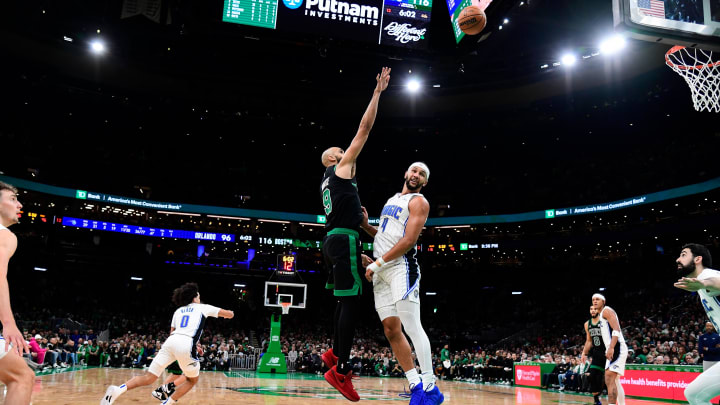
399, 382, 426, 405
424, 385, 445, 405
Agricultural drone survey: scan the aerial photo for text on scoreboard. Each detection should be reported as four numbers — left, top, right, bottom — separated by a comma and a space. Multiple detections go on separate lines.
223, 0, 432, 48
60, 217, 236, 242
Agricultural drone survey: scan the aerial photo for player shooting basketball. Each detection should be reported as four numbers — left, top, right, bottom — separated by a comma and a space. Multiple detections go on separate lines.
674, 243, 720, 405
360, 162, 444, 405
319, 66, 391, 402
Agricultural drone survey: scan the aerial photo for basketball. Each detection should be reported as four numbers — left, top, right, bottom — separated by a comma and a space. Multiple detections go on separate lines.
457, 6, 487, 35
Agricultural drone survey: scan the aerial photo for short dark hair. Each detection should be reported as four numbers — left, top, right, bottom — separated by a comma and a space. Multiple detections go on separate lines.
682, 243, 713, 268
172, 282, 199, 307
0, 181, 18, 195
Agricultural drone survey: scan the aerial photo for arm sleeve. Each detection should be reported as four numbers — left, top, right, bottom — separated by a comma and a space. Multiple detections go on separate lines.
201, 304, 221, 318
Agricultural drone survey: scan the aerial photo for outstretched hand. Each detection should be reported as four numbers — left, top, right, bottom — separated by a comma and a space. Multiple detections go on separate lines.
674, 277, 707, 292
375, 67, 391, 93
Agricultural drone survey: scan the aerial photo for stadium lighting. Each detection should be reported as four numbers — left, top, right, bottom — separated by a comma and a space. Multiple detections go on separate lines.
599, 34, 626, 55
234, 283, 246, 288
407, 79, 421, 92
130, 276, 143, 281
33, 267, 47, 272
512, 291, 523, 295
426, 292, 437, 296
503, 18, 509, 24
599, 287, 606, 291
90, 40, 105, 54
561, 53, 577, 67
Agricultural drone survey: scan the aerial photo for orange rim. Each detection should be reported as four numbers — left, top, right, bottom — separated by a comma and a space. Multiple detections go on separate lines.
665, 45, 720, 70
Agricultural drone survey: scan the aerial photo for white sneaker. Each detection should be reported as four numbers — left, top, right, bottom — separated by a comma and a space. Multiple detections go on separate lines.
100, 385, 122, 405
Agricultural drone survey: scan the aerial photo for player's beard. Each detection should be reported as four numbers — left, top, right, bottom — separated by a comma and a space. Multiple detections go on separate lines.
405, 178, 421, 192
676, 261, 696, 277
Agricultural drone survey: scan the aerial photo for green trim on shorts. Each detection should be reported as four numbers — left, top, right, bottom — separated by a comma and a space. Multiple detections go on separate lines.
334, 233, 362, 297
325, 283, 335, 289
327, 228, 359, 238
590, 365, 604, 371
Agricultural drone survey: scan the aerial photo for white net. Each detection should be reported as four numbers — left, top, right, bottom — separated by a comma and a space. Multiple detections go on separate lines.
281, 303, 291, 314
665, 46, 720, 113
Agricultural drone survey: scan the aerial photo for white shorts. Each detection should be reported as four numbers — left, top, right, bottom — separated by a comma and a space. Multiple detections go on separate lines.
148, 334, 200, 378
606, 346, 628, 376
373, 261, 420, 320
0, 335, 10, 361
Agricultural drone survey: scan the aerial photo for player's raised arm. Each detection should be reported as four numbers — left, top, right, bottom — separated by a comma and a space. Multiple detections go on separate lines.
335, 67, 391, 179
218, 309, 234, 319
675, 276, 720, 293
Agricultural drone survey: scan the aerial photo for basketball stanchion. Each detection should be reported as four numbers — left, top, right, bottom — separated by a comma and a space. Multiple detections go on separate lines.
665, 46, 720, 113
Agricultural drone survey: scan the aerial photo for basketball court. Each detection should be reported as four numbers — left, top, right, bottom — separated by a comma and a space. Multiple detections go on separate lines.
11, 366, 675, 405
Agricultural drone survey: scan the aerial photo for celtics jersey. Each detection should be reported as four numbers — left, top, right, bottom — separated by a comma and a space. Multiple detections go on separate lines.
697, 268, 720, 333
321, 165, 362, 232
588, 318, 606, 366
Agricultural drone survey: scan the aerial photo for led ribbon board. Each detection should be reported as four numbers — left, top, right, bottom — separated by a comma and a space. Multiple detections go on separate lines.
60, 217, 236, 242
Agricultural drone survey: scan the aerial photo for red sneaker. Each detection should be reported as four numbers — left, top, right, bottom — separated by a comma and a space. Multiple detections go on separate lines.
322, 348, 339, 369
324, 366, 360, 402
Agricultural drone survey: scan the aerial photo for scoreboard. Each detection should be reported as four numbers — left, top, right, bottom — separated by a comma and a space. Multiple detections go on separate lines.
223, 0, 433, 49
224, 0, 278, 29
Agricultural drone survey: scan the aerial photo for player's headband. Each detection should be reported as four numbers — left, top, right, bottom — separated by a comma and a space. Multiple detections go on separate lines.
408, 162, 430, 180
592, 293, 606, 302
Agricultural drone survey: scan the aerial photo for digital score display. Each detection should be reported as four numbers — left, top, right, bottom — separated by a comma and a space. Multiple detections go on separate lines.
60, 217, 236, 242
222, 0, 432, 48
278, 254, 297, 273
223, 0, 278, 29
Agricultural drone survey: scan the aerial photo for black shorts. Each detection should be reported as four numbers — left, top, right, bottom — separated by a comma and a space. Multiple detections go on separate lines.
323, 228, 363, 297
166, 360, 183, 375
589, 366, 605, 393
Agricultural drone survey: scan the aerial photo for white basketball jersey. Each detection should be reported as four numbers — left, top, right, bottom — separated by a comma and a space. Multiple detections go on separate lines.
697, 268, 720, 333
0, 224, 8, 231
598, 306, 627, 349
373, 193, 424, 266
171, 303, 220, 344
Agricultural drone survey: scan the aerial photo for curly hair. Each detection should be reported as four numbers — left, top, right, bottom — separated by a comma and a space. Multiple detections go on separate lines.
172, 282, 199, 307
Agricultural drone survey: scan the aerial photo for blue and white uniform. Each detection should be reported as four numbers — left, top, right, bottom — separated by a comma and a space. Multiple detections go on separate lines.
148, 303, 220, 378
598, 305, 628, 376
0, 224, 11, 360
685, 268, 720, 404
372, 193, 424, 319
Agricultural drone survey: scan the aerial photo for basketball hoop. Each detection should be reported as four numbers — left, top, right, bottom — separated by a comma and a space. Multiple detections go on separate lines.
280, 302, 291, 315
665, 46, 720, 113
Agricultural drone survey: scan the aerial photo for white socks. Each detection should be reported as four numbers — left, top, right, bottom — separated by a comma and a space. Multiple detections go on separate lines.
422, 371, 436, 391
616, 378, 626, 405
406, 369, 421, 389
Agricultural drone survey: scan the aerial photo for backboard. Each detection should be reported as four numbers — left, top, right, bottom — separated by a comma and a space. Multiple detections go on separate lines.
613, 0, 720, 51
264, 281, 307, 309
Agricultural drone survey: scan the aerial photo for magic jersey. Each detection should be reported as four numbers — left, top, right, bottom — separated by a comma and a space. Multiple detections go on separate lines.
598, 306, 627, 351
697, 268, 720, 333
0, 224, 7, 232
373, 193, 424, 267
170, 303, 220, 345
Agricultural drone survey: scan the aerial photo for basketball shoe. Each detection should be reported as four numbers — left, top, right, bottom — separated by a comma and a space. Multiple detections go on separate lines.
152, 382, 176, 401
324, 365, 359, 402
322, 348, 339, 369
100, 385, 123, 405
424, 385, 445, 405
398, 382, 426, 405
